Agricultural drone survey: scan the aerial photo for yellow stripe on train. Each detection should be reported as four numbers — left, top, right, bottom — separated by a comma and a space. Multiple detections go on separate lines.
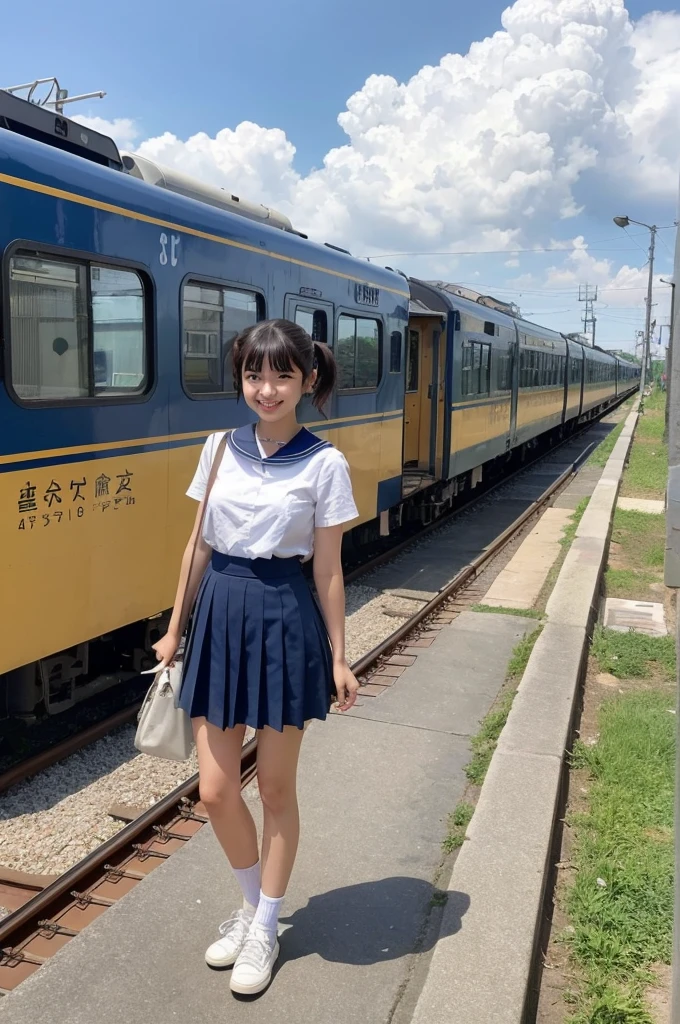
0, 418, 402, 675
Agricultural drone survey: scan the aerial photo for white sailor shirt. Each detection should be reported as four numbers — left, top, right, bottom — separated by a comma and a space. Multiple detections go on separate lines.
187, 424, 359, 560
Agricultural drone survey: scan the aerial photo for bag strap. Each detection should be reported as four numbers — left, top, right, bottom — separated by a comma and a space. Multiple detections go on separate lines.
177, 433, 228, 635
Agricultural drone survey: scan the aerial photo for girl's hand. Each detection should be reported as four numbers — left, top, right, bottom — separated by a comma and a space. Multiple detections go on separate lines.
333, 660, 359, 712
151, 631, 180, 672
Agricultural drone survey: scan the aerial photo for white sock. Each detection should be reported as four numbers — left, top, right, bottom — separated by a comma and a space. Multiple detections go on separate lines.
233, 862, 260, 914
252, 890, 284, 942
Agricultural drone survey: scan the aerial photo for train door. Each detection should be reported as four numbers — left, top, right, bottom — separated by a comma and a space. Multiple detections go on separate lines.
403, 328, 421, 463
402, 314, 445, 494
432, 327, 446, 477
509, 327, 520, 446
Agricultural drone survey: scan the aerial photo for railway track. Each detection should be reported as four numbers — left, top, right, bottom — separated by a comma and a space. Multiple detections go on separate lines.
0, 412, 590, 798
0, 433, 596, 993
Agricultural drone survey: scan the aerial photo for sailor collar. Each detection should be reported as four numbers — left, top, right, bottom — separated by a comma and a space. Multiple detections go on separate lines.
227, 424, 332, 465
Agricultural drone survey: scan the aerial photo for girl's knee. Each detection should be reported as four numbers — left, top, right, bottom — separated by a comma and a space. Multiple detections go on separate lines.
199, 775, 242, 812
257, 774, 296, 814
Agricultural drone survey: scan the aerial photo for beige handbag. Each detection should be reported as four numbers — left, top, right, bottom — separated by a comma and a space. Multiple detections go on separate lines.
134, 435, 228, 761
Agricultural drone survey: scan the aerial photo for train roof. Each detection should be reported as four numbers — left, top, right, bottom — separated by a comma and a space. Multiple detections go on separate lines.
409, 278, 516, 328
0, 120, 407, 300
514, 316, 566, 346
0, 89, 123, 169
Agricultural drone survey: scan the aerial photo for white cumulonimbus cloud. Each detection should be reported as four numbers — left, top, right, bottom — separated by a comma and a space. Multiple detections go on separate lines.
76, 0, 679, 300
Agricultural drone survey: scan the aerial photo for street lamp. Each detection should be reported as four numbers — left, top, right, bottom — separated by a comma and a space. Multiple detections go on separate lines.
661, 278, 676, 441
613, 215, 657, 403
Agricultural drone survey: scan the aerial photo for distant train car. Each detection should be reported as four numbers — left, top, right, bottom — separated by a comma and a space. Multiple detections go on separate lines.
615, 356, 641, 397
0, 93, 638, 719
582, 345, 618, 416
514, 319, 569, 446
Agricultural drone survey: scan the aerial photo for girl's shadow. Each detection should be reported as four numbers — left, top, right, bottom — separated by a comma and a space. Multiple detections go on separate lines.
277, 876, 469, 966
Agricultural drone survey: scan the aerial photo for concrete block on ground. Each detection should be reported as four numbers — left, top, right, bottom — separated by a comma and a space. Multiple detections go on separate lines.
617, 497, 665, 514
544, 538, 604, 630
604, 598, 667, 636
410, 749, 562, 1024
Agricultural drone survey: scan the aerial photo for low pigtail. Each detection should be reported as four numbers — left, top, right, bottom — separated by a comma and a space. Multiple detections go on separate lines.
311, 341, 336, 410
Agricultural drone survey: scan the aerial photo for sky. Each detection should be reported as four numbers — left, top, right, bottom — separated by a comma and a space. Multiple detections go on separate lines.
2, 0, 680, 353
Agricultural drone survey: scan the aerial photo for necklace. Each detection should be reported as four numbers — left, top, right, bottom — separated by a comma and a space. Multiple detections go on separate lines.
256, 431, 288, 447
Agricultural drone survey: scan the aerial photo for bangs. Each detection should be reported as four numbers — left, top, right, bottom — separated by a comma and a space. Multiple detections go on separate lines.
241, 328, 304, 377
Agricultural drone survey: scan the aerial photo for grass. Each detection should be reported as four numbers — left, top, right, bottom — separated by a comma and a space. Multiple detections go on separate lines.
565, 689, 675, 1023
620, 389, 667, 500
591, 626, 676, 681
562, 497, 590, 548
441, 626, 543, 853
611, 509, 665, 570
470, 603, 543, 618
442, 802, 475, 853
464, 625, 542, 786
604, 568, 660, 599
587, 420, 626, 467
507, 625, 542, 680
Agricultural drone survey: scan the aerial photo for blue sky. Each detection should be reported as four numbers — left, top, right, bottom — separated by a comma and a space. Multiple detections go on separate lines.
2, 0, 679, 350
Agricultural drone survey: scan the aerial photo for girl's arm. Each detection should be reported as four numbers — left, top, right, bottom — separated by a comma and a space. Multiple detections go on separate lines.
152, 499, 212, 667
312, 524, 359, 711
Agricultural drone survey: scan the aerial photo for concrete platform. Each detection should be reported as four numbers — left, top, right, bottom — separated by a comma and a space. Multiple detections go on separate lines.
552, 465, 603, 509
0, 612, 536, 1024
481, 506, 572, 610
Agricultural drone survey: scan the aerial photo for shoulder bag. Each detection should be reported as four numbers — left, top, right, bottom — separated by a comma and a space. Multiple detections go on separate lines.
134, 434, 228, 761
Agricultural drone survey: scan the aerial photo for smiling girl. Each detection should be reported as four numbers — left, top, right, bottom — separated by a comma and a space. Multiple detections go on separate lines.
152, 318, 359, 996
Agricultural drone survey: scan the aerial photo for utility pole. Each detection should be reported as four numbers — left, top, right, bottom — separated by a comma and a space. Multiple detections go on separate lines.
662, 278, 676, 443
578, 283, 597, 346
665, 210, 679, 1024
642, 229, 657, 399
614, 216, 658, 406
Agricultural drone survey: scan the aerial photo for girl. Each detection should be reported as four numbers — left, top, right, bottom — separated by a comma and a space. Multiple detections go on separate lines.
152, 319, 360, 996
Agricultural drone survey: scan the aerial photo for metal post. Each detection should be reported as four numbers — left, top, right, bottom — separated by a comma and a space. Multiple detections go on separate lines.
665, 283, 676, 443
640, 226, 657, 403
666, 208, 680, 1024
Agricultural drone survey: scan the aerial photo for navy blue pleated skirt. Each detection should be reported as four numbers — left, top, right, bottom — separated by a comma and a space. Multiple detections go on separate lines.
177, 552, 334, 732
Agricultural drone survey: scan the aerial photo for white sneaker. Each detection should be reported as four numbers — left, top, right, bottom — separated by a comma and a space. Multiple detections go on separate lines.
230, 925, 280, 995
205, 909, 253, 968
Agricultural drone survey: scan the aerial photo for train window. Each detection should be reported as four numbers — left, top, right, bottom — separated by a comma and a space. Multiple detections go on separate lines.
336, 315, 381, 390
406, 330, 419, 391
483, 321, 497, 337
390, 330, 403, 374
461, 341, 491, 396
497, 350, 512, 392
183, 283, 263, 396
294, 307, 328, 344
8, 255, 148, 401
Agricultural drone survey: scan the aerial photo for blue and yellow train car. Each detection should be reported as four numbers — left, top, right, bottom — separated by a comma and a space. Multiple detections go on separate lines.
514, 321, 569, 446
615, 355, 641, 397
407, 281, 516, 482
582, 345, 617, 415
0, 95, 408, 713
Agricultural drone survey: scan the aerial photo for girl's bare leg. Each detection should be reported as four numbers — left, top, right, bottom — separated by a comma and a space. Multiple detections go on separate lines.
192, 718, 258, 868
256, 725, 306, 898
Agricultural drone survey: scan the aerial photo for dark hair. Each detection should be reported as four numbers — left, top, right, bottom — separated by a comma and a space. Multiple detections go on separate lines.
231, 319, 336, 411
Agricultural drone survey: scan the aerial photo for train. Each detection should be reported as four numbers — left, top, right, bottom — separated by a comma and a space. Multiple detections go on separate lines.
0, 91, 640, 718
